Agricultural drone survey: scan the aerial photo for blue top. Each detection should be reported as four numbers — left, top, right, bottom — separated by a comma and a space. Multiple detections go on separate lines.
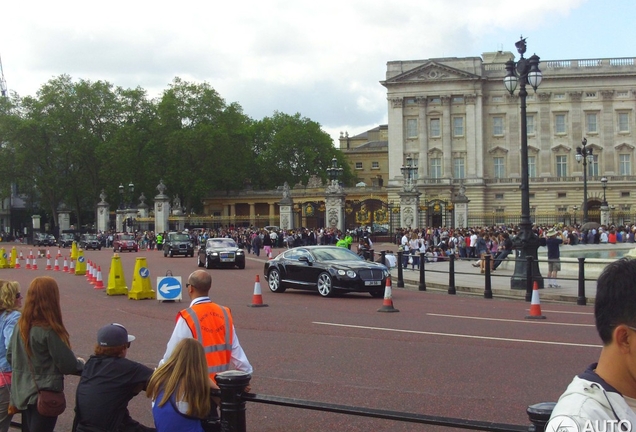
153, 390, 204, 432
0, 310, 20, 373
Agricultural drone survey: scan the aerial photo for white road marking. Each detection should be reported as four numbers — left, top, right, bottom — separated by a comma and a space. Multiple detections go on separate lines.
541, 309, 593, 315
427, 313, 595, 327
313, 322, 600, 348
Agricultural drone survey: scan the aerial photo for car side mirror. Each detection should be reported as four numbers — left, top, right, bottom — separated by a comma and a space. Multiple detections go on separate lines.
298, 256, 311, 265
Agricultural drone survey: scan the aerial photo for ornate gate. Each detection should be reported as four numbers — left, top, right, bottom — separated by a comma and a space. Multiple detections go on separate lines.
420, 199, 454, 228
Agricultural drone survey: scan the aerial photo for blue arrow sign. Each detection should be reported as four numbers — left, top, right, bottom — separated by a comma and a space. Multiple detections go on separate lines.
2, 253, 6, 259
78, 256, 85, 263
158, 277, 181, 300
139, 267, 149, 278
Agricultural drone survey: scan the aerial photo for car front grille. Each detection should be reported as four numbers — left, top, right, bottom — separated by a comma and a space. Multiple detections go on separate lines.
359, 269, 384, 281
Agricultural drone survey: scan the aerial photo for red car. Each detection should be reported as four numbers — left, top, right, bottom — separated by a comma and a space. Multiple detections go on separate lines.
113, 233, 139, 252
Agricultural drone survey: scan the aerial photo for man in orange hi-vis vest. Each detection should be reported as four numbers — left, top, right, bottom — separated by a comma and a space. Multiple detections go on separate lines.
159, 270, 253, 386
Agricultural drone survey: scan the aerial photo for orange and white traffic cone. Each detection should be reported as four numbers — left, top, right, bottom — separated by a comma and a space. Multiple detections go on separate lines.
46, 250, 51, 259
86, 260, 93, 282
45, 257, 52, 270
56, 249, 61, 258
94, 266, 104, 289
248, 275, 268, 307
377, 277, 399, 313
53, 257, 60, 271
526, 281, 546, 320
15, 252, 22, 270
25, 252, 31, 270
69, 259, 76, 275
63, 257, 69, 272
89, 262, 97, 285
31, 256, 38, 271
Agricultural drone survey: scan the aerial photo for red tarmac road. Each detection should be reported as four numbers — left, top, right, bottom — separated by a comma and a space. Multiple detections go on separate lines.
0, 245, 600, 431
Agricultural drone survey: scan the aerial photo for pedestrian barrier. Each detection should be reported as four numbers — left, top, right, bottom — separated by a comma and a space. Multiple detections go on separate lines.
526, 282, 546, 320
211, 370, 555, 432
107, 254, 128, 296
377, 276, 399, 313
249, 275, 268, 307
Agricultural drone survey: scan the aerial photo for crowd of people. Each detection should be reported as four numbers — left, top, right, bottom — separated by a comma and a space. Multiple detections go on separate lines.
0, 272, 252, 432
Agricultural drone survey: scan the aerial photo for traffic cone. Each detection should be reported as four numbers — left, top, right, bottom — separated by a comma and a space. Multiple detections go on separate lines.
15, 252, 22, 269
46, 250, 51, 259
31, 256, 38, 271
25, 252, 31, 270
53, 257, 60, 271
62, 257, 69, 272
526, 281, 546, 320
249, 275, 268, 307
56, 249, 61, 258
90, 263, 97, 285
45, 257, 52, 270
377, 277, 399, 313
69, 259, 76, 274
86, 260, 93, 282
94, 266, 104, 289
107, 254, 128, 296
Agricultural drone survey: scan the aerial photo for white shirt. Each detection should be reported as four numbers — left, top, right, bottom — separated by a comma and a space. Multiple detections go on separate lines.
160, 297, 253, 374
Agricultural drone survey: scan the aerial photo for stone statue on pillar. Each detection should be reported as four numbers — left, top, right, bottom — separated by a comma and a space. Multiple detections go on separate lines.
96, 189, 110, 233
278, 182, 294, 231
154, 180, 171, 234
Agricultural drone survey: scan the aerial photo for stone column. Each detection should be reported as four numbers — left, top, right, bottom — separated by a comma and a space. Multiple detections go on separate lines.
399, 192, 420, 229
325, 194, 345, 232
154, 180, 170, 234
96, 190, 110, 233
600, 204, 610, 227
279, 182, 294, 230
453, 192, 470, 229
58, 210, 71, 233
387, 97, 404, 187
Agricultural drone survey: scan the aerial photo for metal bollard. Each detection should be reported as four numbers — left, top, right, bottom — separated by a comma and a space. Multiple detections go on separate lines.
577, 257, 586, 306
397, 251, 404, 288
525, 256, 534, 302
448, 254, 456, 295
484, 255, 492, 299
368, 249, 374, 262
418, 252, 426, 291
526, 402, 556, 432
381, 251, 386, 267
217, 370, 252, 432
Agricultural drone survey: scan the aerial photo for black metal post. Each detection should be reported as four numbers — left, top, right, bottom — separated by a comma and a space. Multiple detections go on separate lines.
448, 254, 456, 295
527, 402, 556, 432
484, 255, 492, 299
418, 252, 426, 291
577, 257, 587, 306
380, 251, 386, 267
216, 370, 251, 432
525, 256, 534, 302
397, 251, 404, 288
583, 151, 589, 224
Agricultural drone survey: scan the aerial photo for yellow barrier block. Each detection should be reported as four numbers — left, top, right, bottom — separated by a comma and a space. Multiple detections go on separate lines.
9, 247, 17, 269
107, 254, 128, 296
71, 241, 78, 261
75, 249, 87, 275
0, 247, 7, 269
128, 257, 155, 300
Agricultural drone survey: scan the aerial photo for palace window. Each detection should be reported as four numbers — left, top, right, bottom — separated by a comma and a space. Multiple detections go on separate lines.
556, 155, 568, 177
620, 154, 632, 175
430, 118, 441, 138
526, 115, 535, 135
588, 154, 599, 177
493, 117, 504, 136
371, 161, 379, 169
355, 162, 363, 170
494, 157, 505, 178
453, 117, 464, 137
586, 113, 598, 134
555, 114, 567, 135
453, 157, 465, 179
406, 118, 418, 138
528, 156, 536, 178
430, 157, 442, 178
618, 112, 630, 133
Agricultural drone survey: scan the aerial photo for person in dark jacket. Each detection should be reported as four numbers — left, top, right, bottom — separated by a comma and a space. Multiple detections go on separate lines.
73, 323, 155, 432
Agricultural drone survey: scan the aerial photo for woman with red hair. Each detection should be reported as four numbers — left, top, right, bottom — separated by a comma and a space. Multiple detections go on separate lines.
7, 277, 84, 432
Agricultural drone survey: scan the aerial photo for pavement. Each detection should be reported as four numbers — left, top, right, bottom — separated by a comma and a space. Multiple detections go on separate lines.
367, 242, 636, 305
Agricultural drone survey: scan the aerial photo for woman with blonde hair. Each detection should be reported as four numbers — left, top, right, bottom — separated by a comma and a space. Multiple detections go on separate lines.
7, 277, 84, 432
0, 280, 21, 432
147, 338, 213, 432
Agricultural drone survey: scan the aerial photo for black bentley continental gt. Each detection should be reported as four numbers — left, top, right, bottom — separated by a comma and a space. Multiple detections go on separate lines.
264, 246, 389, 298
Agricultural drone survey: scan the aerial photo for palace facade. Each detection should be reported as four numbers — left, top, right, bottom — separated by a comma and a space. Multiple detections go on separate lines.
201, 50, 636, 230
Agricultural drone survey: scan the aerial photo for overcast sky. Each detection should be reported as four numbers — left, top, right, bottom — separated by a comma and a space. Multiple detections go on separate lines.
2, 0, 634, 145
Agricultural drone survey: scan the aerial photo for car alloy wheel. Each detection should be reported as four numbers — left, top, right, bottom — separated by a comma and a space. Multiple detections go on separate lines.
317, 272, 335, 297
205, 256, 212, 269
267, 269, 285, 293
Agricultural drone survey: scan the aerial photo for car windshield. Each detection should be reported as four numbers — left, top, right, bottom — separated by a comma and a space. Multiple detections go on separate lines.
85, 235, 97, 240
119, 235, 134, 240
207, 239, 237, 248
61, 234, 74, 239
312, 248, 363, 261
170, 234, 190, 242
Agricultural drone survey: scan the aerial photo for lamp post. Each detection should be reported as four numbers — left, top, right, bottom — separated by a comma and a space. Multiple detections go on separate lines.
326, 156, 343, 186
118, 182, 135, 232
325, 156, 345, 232
400, 155, 417, 192
503, 36, 544, 290
576, 138, 594, 223
601, 176, 608, 206
572, 205, 579, 226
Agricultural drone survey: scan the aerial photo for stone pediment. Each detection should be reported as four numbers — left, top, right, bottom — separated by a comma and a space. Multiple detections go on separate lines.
616, 142, 635, 151
551, 144, 572, 153
488, 146, 509, 155
384, 61, 481, 84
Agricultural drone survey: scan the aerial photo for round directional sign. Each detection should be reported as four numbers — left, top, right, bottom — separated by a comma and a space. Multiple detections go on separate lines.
2, 253, 6, 259
78, 256, 85, 263
157, 277, 182, 300
139, 267, 150, 278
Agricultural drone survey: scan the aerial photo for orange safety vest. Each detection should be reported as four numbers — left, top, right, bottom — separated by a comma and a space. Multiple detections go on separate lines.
179, 301, 234, 382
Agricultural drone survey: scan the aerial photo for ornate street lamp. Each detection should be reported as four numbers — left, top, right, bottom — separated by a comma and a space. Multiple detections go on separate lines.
601, 176, 608, 206
326, 156, 343, 185
576, 138, 594, 223
503, 36, 543, 290
400, 155, 417, 192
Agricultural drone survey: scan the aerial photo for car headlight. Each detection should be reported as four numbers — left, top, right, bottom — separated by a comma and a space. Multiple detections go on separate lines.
346, 270, 357, 278
383, 269, 390, 277
337, 270, 346, 276
236, 250, 244, 255
211, 252, 219, 256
